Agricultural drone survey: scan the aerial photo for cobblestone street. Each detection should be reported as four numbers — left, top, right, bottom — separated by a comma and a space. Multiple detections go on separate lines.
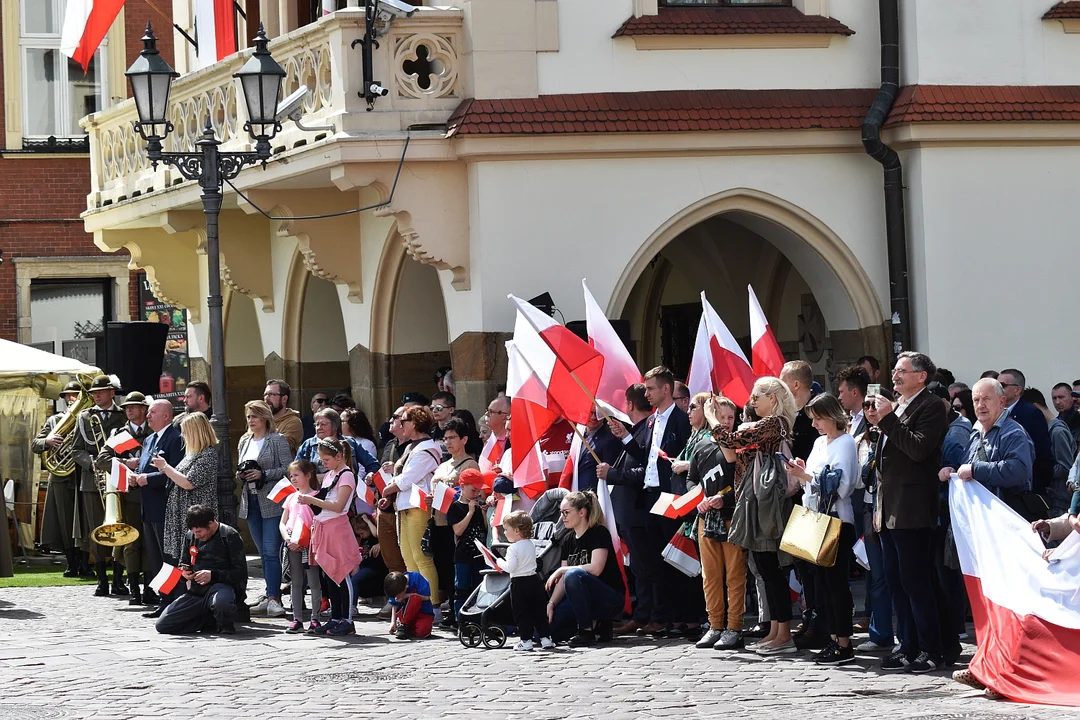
0, 573, 1064, 720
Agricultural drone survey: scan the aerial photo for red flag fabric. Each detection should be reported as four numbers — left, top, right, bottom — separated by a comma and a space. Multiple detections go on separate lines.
60, 0, 126, 74
409, 486, 430, 511
648, 487, 705, 519
748, 284, 785, 378
662, 531, 702, 577
492, 494, 512, 526
149, 563, 183, 595
269, 478, 296, 503
108, 458, 130, 493
371, 469, 391, 494
431, 482, 455, 514
583, 279, 641, 423
478, 433, 507, 473
287, 512, 311, 547
105, 430, 140, 455
686, 292, 756, 406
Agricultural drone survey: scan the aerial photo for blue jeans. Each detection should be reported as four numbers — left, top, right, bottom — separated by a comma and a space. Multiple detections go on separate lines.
454, 560, 484, 619
247, 500, 283, 599
552, 567, 623, 638
880, 527, 942, 659
864, 503, 894, 646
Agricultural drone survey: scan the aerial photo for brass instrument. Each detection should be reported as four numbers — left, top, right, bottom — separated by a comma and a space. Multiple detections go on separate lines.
89, 416, 139, 547
41, 388, 95, 475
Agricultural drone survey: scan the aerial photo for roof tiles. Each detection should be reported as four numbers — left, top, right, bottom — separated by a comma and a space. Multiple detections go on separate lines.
886, 85, 1080, 125
613, 6, 855, 37
1043, 1, 1080, 19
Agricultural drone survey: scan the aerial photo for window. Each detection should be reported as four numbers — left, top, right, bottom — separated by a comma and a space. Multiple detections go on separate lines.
660, 1, 791, 5
19, 0, 107, 142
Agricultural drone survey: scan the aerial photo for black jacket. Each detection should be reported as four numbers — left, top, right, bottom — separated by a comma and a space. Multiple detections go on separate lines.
139, 425, 185, 524
605, 417, 651, 529
1007, 399, 1054, 495
619, 405, 692, 493
574, 423, 623, 494
182, 522, 247, 602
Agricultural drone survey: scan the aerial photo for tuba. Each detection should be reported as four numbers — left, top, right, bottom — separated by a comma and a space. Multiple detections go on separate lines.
42, 388, 95, 475
91, 420, 139, 547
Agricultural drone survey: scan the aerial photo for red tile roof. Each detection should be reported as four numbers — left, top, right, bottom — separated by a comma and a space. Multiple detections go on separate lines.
1044, 1, 1080, 19
613, 6, 854, 37
445, 89, 876, 136
886, 85, 1080, 125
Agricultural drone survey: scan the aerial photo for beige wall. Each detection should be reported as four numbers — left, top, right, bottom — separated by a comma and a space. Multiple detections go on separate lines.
300, 275, 349, 363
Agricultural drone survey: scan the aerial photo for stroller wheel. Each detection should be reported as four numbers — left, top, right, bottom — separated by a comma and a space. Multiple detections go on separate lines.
482, 626, 507, 649
459, 623, 483, 648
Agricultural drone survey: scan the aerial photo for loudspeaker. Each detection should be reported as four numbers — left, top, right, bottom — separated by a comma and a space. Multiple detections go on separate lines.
104, 321, 168, 396
565, 319, 634, 355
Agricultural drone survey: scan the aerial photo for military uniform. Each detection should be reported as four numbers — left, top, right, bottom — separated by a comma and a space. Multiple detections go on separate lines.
71, 380, 127, 594
31, 408, 80, 573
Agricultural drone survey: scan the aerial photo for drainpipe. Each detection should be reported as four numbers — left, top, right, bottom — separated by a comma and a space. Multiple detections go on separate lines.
861, 0, 911, 358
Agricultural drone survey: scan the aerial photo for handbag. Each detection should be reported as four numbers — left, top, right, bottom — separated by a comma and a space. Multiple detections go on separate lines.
779, 502, 841, 567
662, 522, 701, 577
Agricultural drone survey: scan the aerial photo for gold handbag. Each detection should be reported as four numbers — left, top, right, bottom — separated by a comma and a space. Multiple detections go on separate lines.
779, 504, 841, 567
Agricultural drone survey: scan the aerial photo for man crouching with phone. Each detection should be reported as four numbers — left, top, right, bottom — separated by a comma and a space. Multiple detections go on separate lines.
156, 505, 248, 635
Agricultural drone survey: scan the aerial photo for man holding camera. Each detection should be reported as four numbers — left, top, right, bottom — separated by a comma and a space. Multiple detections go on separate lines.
156, 505, 247, 635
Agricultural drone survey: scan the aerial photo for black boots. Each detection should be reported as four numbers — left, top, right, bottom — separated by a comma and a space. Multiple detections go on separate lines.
111, 561, 129, 596
142, 587, 160, 607
94, 561, 109, 596
128, 573, 143, 605
62, 549, 79, 578
78, 551, 96, 578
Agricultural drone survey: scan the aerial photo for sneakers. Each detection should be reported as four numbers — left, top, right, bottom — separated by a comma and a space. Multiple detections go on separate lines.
881, 650, 911, 671
285, 620, 304, 634
908, 651, 942, 674
756, 639, 798, 655
952, 669, 985, 691
856, 640, 892, 652
793, 629, 829, 650
327, 620, 355, 636
695, 628, 725, 649
714, 630, 743, 650
814, 642, 855, 666
395, 625, 410, 640
539, 636, 555, 650
249, 596, 270, 614
320, 598, 332, 618
266, 598, 287, 618
377, 602, 394, 620
514, 639, 536, 651
306, 619, 327, 635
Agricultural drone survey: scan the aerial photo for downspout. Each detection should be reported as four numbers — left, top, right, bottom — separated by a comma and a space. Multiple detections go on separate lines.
861, 0, 911, 357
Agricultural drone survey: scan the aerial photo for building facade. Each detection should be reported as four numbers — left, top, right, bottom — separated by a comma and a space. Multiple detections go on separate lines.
80, 0, 1080, 425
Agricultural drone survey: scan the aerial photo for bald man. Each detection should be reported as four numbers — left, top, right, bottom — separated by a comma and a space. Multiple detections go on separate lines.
133, 400, 186, 611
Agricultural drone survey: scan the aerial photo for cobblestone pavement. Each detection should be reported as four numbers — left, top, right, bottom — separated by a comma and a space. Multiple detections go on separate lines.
0, 573, 1065, 720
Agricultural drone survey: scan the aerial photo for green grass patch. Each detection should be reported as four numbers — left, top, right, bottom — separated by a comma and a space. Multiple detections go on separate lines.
0, 564, 98, 588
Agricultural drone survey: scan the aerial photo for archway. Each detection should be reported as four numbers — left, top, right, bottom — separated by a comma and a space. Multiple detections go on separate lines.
388, 258, 451, 405
223, 290, 267, 442
615, 189, 887, 387
298, 270, 350, 409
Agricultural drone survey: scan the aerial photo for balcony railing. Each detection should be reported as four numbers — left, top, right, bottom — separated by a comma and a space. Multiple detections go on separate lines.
84, 7, 463, 210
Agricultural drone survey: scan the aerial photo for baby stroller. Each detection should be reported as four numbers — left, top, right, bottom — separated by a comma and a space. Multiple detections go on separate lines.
458, 520, 567, 649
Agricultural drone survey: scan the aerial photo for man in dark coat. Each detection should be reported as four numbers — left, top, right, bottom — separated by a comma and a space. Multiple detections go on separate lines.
32, 381, 85, 577
999, 369, 1054, 497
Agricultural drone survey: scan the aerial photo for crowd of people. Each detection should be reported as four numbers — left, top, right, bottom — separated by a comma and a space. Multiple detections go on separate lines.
32, 355, 1080, 689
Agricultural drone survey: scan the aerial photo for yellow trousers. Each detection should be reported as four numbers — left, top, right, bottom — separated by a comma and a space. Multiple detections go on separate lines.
398, 507, 440, 604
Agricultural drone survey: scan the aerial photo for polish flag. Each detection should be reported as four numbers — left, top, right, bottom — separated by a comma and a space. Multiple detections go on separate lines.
371, 468, 391, 494
648, 487, 705, 519
149, 563, 183, 595
596, 478, 633, 614
408, 485, 430, 511
492, 494, 512, 526
105, 430, 140, 455
321, 0, 336, 14
430, 482, 456, 515
748, 284, 785, 378
354, 483, 376, 516
195, 0, 238, 69
477, 433, 507, 474
583, 279, 640, 424
473, 539, 504, 573
269, 478, 296, 503
789, 569, 803, 603
662, 531, 701, 577
686, 292, 756, 407
508, 294, 605, 426
288, 512, 312, 547
559, 425, 586, 491
108, 458, 130, 493
60, 0, 125, 74
951, 476, 1080, 705
505, 337, 560, 490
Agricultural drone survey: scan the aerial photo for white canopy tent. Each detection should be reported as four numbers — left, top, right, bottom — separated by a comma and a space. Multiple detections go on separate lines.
0, 338, 99, 379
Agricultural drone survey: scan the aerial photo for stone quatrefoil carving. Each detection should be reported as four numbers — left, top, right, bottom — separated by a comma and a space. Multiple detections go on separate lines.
395, 34, 459, 99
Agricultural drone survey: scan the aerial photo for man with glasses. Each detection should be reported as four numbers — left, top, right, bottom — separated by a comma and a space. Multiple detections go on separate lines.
429, 391, 456, 442
999, 368, 1053, 497
480, 396, 512, 470
263, 379, 302, 453
302, 393, 330, 441
865, 351, 949, 673
672, 381, 691, 416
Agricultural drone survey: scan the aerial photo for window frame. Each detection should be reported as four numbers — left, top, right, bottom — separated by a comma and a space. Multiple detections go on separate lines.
18, 0, 108, 141
658, 0, 792, 6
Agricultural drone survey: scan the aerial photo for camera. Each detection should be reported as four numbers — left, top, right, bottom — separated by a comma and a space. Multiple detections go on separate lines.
368, 82, 389, 97
375, 0, 415, 22
275, 86, 309, 123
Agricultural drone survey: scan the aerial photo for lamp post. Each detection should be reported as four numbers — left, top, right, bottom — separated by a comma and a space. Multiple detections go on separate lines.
126, 23, 286, 525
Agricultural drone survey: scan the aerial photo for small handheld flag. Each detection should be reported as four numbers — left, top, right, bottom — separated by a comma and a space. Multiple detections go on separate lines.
149, 563, 183, 595
105, 430, 140, 455
108, 458, 130, 493
269, 478, 296, 503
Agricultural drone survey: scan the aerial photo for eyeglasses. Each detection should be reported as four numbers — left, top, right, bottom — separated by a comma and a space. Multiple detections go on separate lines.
391, 414, 403, 421
263, 392, 282, 398
312, 397, 328, 405
951, 404, 964, 411
443, 434, 460, 442
1000, 383, 1020, 389
892, 368, 917, 376
430, 404, 450, 412
559, 509, 572, 517
486, 409, 508, 416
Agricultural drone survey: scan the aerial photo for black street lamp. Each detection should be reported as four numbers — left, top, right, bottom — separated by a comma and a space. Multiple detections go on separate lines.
126, 22, 286, 525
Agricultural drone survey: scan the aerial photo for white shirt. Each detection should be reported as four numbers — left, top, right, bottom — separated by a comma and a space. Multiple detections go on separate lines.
495, 539, 538, 578
880, 387, 925, 454
394, 439, 442, 511
645, 403, 675, 489
848, 410, 864, 436
802, 433, 859, 525
313, 468, 355, 522
240, 436, 266, 463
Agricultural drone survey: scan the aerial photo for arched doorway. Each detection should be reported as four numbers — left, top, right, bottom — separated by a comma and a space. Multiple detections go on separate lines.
388, 258, 451, 405
224, 290, 266, 442
615, 189, 887, 387
297, 271, 351, 407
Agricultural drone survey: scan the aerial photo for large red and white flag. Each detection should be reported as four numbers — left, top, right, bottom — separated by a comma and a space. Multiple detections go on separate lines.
105, 430, 140, 455
269, 478, 296, 504
195, 0, 238, 69
149, 563, 183, 595
951, 476, 1080, 705
108, 458, 130, 493
508, 294, 605, 426
477, 433, 507, 473
583, 279, 640, 424
60, 0, 125, 73
559, 424, 586, 491
505, 339, 560, 490
686, 292, 756, 407
748, 284, 785, 378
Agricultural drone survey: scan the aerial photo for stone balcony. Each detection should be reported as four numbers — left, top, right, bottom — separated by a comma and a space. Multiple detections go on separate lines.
83, 7, 464, 210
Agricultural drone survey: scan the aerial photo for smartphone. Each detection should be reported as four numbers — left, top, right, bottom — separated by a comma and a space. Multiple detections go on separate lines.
178, 563, 192, 572
775, 453, 793, 465
867, 384, 881, 398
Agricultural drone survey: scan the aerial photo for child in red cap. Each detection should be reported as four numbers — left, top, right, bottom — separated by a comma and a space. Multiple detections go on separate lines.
446, 468, 489, 623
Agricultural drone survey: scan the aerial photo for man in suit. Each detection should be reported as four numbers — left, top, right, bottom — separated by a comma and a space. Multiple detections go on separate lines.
71, 375, 128, 597
598, 383, 654, 633
866, 351, 949, 674
837, 365, 870, 438
94, 391, 152, 604
560, 410, 622, 493
131, 399, 184, 613
999, 369, 1054, 497
32, 381, 85, 577
607, 366, 691, 637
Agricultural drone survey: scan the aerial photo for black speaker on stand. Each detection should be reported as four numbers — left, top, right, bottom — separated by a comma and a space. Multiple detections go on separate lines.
103, 321, 169, 396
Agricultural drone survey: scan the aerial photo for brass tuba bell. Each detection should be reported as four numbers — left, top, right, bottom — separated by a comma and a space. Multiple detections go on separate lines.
93, 485, 140, 547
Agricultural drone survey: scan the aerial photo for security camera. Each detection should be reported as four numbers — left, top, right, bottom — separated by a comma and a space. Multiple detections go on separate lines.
375, 0, 415, 22
276, 86, 309, 123
368, 82, 389, 97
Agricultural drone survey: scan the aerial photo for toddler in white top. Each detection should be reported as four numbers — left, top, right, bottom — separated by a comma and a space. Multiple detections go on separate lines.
497, 511, 555, 651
